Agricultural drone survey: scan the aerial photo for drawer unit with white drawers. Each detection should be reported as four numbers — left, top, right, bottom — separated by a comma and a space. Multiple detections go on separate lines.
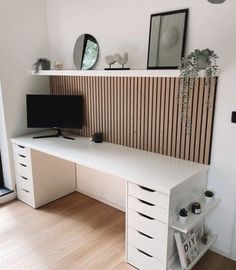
12, 143, 76, 208
13, 144, 35, 207
127, 182, 168, 270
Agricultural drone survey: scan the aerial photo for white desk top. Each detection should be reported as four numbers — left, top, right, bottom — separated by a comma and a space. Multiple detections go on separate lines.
11, 132, 208, 194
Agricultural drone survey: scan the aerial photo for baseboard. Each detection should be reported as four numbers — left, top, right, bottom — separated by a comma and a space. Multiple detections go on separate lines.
0, 191, 16, 204
210, 244, 231, 259
76, 188, 125, 212
0, 187, 14, 197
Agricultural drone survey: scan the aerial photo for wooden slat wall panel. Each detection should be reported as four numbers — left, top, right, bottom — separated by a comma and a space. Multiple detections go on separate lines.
50, 76, 217, 165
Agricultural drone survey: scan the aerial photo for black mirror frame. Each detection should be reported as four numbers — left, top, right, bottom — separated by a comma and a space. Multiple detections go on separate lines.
80, 34, 99, 70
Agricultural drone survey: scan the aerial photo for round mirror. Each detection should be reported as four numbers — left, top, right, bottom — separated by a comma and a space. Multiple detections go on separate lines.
73, 34, 99, 70
208, 0, 226, 3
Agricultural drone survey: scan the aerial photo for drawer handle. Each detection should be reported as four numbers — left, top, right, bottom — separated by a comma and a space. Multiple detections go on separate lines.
138, 185, 155, 192
137, 249, 153, 258
137, 231, 153, 239
21, 176, 28, 180
18, 145, 25, 149
138, 199, 155, 206
20, 163, 27, 167
22, 188, 29, 193
19, 154, 26, 158
138, 212, 154, 220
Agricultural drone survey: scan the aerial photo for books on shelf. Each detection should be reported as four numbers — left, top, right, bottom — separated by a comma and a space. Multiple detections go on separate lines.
174, 229, 199, 269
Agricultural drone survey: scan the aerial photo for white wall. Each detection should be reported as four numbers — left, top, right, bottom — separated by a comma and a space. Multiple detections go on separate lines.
46, 0, 236, 258
0, 0, 50, 191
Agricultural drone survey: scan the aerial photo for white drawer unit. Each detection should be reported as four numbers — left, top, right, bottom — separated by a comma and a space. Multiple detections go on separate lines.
15, 174, 33, 193
16, 185, 35, 207
128, 195, 167, 223
127, 182, 168, 269
13, 143, 32, 179
13, 143, 31, 158
128, 208, 166, 241
13, 144, 35, 207
12, 143, 76, 208
14, 152, 32, 167
128, 182, 168, 209
127, 245, 165, 270
15, 162, 33, 180
128, 227, 166, 261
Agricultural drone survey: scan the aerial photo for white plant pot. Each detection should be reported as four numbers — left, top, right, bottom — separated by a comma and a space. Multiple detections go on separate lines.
179, 215, 188, 224
205, 196, 213, 204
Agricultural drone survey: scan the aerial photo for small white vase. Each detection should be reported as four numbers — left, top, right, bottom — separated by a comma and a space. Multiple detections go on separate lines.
205, 196, 213, 204
179, 215, 188, 225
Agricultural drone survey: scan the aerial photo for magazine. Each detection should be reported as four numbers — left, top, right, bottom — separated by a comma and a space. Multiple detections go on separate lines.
174, 229, 199, 269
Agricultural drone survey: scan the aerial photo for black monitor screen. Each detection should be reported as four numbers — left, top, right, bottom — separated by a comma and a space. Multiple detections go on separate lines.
27, 95, 83, 129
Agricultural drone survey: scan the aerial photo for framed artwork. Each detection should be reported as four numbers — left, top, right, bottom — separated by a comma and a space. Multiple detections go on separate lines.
147, 9, 189, 69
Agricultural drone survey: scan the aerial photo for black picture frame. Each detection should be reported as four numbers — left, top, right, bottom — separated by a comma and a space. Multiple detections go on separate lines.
147, 9, 189, 69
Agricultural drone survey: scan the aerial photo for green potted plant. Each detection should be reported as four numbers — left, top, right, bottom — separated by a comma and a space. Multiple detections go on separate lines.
204, 190, 214, 204
33, 58, 51, 73
178, 49, 219, 131
179, 49, 218, 78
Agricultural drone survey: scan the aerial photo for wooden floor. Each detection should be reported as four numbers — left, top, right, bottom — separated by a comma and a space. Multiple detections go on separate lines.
0, 192, 236, 270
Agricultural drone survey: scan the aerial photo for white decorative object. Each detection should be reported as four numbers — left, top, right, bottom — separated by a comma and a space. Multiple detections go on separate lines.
205, 197, 212, 204
105, 52, 128, 69
105, 55, 117, 67
114, 52, 128, 68
179, 208, 188, 224
54, 62, 63, 70
179, 215, 188, 225
204, 190, 214, 204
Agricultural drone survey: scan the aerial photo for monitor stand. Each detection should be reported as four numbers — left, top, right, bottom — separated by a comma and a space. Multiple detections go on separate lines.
33, 128, 75, 140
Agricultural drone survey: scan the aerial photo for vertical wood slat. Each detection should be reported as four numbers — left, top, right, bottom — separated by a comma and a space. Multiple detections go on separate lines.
163, 78, 170, 156
151, 78, 157, 153
204, 78, 217, 164
50, 76, 217, 165
194, 78, 205, 162
155, 78, 161, 153
171, 78, 179, 157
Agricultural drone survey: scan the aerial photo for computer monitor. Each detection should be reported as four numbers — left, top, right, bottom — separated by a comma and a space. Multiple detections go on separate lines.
27, 94, 83, 129
26, 94, 83, 140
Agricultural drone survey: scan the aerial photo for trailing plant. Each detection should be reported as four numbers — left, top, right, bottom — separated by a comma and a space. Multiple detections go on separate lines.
33, 58, 51, 74
201, 224, 208, 245
178, 49, 219, 133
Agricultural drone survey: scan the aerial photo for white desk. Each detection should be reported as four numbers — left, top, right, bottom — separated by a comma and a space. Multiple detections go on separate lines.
11, 133, 207, 193
11, 132, 216, 270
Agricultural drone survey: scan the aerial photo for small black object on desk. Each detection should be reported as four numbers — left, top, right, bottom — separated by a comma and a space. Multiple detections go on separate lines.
92, 132, 103, 143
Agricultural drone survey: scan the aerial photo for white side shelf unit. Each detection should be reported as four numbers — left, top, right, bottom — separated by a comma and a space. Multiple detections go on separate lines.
171, 197, 220, 234
169, 192, 220, 270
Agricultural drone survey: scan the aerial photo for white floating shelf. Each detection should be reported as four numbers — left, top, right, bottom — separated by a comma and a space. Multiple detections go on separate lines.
171, 197, 220, 234
169, 234, 217, 270
31, 69, 180, 77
